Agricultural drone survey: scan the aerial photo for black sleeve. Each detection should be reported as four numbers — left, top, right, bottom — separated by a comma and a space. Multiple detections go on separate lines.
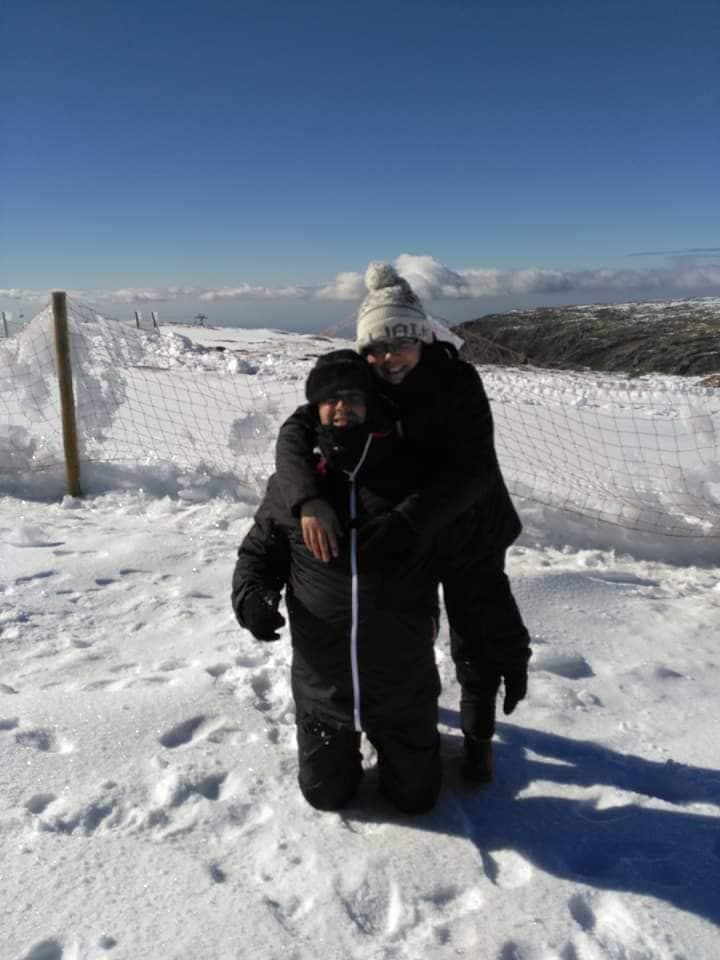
275, 404, 322, 515
231, 517, 290, 625
395, 363, 501, 541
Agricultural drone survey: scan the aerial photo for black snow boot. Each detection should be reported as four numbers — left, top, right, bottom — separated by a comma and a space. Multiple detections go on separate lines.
461, 736, 493, 784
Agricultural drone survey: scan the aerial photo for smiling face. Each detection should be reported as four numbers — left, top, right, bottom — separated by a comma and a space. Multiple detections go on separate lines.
364, 338, 422, 385
317, 389, 367, 428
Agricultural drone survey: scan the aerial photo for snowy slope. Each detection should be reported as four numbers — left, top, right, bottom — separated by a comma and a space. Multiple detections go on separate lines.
1, 322, 719, 960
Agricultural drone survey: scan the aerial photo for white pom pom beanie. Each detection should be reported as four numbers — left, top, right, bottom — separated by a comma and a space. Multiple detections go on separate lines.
356, 262, 435, 351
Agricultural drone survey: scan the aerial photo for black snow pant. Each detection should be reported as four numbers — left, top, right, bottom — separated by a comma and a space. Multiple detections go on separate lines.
441, 546, 530, 741
296, 704, 441, 815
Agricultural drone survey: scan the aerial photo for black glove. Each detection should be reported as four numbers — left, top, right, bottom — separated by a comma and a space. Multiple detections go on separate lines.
241, 591, 285, 641
501, 667, 528, 715
357, 511, 416, 573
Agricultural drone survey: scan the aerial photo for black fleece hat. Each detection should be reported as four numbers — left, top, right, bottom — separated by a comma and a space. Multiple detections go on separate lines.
305, 349, 373, 405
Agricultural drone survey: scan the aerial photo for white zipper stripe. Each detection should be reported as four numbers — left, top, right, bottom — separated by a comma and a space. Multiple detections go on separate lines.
350, 514, 361, 731
348, 434, 373, 733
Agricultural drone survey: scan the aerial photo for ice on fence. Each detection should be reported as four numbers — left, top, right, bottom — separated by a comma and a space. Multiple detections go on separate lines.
1, 304, 719, 540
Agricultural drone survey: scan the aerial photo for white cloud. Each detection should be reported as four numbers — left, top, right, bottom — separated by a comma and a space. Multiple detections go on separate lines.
393, 255, 468, 300
389, 255, 720, 299
572, 269, 666, 291
199, 284, 306, 302
99, 288, 186, 304
315, 272, 365, 301
0, 288, 51, 302
439, 266, 573, 298
672, 264, 720, 288
3, 255, 719, 312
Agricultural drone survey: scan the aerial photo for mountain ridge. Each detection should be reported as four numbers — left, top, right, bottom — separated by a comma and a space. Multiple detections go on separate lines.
452, 296, 720, 378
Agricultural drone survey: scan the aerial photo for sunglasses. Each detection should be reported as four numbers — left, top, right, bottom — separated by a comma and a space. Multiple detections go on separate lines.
365, 337, 420, 358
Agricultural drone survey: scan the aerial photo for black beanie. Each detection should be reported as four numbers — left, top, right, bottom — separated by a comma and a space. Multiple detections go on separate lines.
305, 350, 373, 405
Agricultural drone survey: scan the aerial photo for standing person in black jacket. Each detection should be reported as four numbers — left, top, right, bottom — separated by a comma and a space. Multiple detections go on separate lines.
275, 264, 531, 784
232, 350, 443, 814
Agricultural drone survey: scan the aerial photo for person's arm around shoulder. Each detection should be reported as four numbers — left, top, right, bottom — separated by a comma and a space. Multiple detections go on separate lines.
276, 404, 341, 562
275, 405, 321, 513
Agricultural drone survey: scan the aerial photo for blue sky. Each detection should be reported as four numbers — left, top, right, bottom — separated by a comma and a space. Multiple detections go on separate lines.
2, 0, 719, 330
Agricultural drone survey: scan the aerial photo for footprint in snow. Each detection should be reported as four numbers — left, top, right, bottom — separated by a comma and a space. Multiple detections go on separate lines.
25, 793, 57, 815
20, 940, 64, 960
388, 881, 484, 951
654, 664, 684, 680
531, 650, 594, 680
0, 683, 19, 694
160, 714, 219, 750
485, 850, 533, 890
567, 892, 671, 960
483, 850, 533, 889
206, 662, 232, 679
69, 638, 93, 649
208, 863, 227, 884
235, 651, 268, 669
14, 570, 57, 585
205, 725, 240, 745
36, 782, 121, 836
82, 678, 130, 692
15, 727, 71, 753
155, 657, 187, 672
245, 667, 294, 726
108, 662, 138, 674
250, 671, 274, 710
337, 873, 388, 936
568, 892, 596, 931
154, 769, 227, 808
137, 675, 172, 687
85, 671, 173, 693
47, 799, 118, 835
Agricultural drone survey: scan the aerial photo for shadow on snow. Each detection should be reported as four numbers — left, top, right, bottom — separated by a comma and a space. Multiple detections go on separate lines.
344, 716, 720, 927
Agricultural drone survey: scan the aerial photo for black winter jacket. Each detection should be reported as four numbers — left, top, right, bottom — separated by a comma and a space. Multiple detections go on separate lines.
232, 422, 441, 733
275, 342, 521, 560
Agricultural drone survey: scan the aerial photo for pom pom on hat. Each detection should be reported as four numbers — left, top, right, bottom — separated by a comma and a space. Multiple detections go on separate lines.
365, 262, 401, 292
356, 262, 434, 351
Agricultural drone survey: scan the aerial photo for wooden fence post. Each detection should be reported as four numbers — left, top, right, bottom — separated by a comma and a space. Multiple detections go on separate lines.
1, 312, 9, 338
134, 310, 142, 329
51, 291, 82, 498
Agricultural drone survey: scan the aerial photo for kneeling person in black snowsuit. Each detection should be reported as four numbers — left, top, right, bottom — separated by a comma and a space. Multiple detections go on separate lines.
232, 351, 442, 814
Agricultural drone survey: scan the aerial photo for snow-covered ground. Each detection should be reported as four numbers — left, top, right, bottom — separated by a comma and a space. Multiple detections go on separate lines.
1, 319, 720, 959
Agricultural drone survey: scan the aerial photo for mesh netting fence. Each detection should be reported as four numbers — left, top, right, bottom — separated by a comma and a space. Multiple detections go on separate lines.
1, 300, 719, 539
